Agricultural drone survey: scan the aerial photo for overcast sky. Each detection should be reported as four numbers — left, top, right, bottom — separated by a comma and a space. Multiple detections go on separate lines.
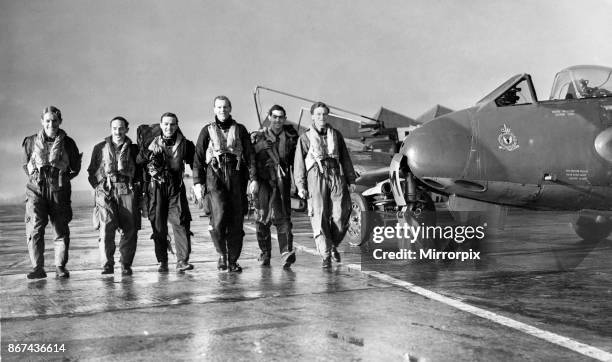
1, 0, 611, 197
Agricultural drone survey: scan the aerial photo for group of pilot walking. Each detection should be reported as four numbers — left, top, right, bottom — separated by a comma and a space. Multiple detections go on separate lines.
21, 97, 356, 279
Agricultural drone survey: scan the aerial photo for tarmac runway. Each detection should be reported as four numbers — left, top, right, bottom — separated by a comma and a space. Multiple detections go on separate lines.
1, 202, 611, 361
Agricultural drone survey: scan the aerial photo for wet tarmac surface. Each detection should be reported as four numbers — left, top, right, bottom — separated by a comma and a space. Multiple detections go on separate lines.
346, 210, 612, 349
1, 202, 611, 361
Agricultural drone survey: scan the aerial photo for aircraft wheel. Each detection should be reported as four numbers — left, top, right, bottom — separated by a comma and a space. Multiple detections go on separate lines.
572, 214, 612, 243
345, 192, 374, 247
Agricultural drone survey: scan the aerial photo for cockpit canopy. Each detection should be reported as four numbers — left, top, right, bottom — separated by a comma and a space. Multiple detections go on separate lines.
550, 65, 612, 100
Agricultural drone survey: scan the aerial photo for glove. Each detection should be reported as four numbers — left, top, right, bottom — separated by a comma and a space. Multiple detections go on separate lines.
298, 188, 309, 199
253, 138, 272, 153
248, 180, 259, 197
193, 183, 203, 201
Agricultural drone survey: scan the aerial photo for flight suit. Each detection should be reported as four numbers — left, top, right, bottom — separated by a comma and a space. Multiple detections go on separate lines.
294, 126, 355, 261
87, 137, 141, 272
193, 118, 256, 270
145, 132, 195, 268
252, 125, 298, 266
22, 129, 81, 274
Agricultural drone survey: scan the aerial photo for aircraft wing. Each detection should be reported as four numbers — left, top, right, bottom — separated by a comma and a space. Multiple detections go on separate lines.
415, 104, 454, 124
355, 166, 391, 187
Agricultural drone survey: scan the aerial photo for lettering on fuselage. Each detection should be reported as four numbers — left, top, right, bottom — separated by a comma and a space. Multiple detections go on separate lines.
551, 109, 576, 117
565, 169, 589, 181
497, 124, 519, 151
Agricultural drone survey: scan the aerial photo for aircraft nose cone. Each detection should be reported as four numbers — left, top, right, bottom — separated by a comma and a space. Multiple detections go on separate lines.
594, 127, 612, 163
404, 117, 472, 178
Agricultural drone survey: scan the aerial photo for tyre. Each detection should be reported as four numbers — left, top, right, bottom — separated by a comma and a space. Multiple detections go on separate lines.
344, 192, 373, 246
572, 214, 612, 243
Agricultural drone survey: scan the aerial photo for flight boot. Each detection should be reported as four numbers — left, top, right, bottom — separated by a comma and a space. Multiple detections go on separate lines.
281, 250, 296, 269
101, 264, 114, 275
176, 261, 194, 272
258, 251, 271, 267
331, 246, 341, 263
56, 266, 70, 279
27, 268, 47, 280
121, 265, 133, 276
217, 255, 228, 271
158, 261, 169, 273
228, 263, 242, 273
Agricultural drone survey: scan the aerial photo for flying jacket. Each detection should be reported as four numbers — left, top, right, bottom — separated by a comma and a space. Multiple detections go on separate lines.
193, 117, 257, 185
252, 125, 298, 181
22, 129, 81, 185
87, 137, 139, 188
206, 122, 243, 170
293, 126, 356, 192
148, 132, 191, 175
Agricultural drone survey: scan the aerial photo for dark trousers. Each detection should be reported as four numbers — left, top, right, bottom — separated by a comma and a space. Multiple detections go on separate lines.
148, 178, 191, 264
255, 176, 293, 256
206, 163, 246, 264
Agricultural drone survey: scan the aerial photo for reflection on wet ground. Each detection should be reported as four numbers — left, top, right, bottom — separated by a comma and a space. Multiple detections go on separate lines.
339, 208, 612, 347
1, 203, 611, 360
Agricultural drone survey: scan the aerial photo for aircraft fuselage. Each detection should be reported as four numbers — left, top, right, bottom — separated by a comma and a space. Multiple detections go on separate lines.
401, 74, 612, 212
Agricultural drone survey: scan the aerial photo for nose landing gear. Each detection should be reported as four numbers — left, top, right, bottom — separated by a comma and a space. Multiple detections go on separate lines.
572, 211, 612, 243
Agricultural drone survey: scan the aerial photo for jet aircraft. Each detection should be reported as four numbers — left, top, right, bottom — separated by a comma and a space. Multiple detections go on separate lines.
386, 65, 612, 244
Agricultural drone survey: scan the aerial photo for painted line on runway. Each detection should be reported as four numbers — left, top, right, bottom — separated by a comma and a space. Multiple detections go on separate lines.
349, 265, 612, 362
245, 225, 612, 361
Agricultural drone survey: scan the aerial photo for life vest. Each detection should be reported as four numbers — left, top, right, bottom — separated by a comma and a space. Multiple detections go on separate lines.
255, 128, 290, 161
96, 136, 136, 183
206, 121, 243, 170
27, 129, 70, 175
253, 128, 287, 179
305, 127, 339, 172
148, 132, 187, 173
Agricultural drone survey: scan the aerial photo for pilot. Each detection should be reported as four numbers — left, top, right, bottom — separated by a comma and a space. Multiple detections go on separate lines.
294, 102, 356, 268
87, 117, 141, 276
192, 96, 257, 273
22, 106, 82, 279
251, 105, 299, 268
144, 112, 195, 273
496, 87, 521, 106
